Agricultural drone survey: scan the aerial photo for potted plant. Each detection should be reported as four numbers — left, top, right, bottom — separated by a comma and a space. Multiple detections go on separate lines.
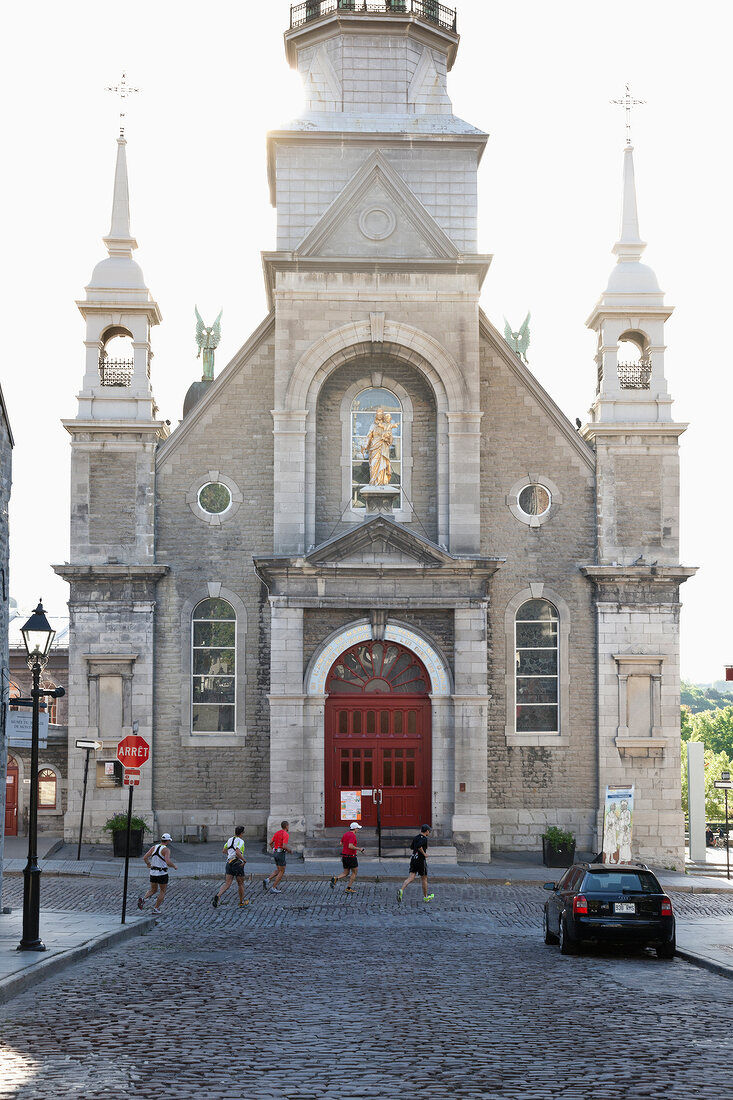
542, 825, 576, 868
103, 813, 149, 858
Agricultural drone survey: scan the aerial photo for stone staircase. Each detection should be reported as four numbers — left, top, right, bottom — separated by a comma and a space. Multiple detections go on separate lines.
303, 827, 458, 863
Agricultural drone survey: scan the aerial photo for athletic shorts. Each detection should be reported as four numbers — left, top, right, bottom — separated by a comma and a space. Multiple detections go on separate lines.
341, 855, 358, 870
150, 873, 169, 885
273, 852, 287, 867
225, 860, 245, 878
409, 857, 427, 877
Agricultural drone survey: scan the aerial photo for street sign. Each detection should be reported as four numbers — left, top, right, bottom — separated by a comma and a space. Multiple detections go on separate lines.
117, 735, 150, 768
123, 770, 140, 787
714, 780, 733, 790
75, 738, 103, 750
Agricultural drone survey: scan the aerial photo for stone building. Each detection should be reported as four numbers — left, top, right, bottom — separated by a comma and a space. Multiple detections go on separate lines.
6, 610, 69, 838
1, 383, 13, 898
55, 2, 694, 865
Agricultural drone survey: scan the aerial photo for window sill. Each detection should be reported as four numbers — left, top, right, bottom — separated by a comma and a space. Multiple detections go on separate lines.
504, 733, 569, 748
180, 729, 246, 748
615, 737, 665, 757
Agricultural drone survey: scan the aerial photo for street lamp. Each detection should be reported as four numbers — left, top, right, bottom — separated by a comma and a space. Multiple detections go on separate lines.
17, 600, 59, 952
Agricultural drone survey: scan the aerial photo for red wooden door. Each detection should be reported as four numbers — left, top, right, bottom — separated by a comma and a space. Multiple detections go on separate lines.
324, 641, 431, 829
5, 756, 19, 836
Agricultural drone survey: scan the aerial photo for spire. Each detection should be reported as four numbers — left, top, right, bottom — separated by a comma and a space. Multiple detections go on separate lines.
612, 145, 646, 263
102, 137, 138, 257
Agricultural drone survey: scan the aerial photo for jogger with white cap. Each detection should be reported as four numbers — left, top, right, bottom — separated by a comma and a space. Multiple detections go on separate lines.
139, 833, 177, 915
330, 822, 364, 893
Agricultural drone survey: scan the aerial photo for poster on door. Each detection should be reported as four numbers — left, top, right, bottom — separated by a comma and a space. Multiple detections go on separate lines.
602, 785, 634, 864
340, 790, 362, 822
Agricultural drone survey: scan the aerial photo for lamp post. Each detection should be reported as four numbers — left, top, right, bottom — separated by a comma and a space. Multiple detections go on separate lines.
17, 600, 56, 952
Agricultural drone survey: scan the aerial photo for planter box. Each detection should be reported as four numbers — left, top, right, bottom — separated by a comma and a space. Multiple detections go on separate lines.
112, 828, 144, 859
542, 837, 576, 868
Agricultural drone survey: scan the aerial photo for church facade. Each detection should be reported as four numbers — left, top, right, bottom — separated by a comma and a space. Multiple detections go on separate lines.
55, 2, 694, 865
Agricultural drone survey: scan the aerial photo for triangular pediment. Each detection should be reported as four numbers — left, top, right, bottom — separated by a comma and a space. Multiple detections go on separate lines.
303, 44, 342, 109
307, 516, 454, 568
297, 151, 460, 261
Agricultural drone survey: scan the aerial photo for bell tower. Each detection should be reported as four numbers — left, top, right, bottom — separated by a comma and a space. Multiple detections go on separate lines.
581, 138, 696, 869
54, 135, 168, 842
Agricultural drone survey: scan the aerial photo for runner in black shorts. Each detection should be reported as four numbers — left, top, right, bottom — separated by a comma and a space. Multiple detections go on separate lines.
397, 824, 434, 903
330, 822, 364, 893
212, 826, 248, 908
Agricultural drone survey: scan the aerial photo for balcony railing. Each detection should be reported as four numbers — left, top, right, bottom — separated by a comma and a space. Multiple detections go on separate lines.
99, 357, 134, 387
290, 0, 457, 33
618, 360, 652, 390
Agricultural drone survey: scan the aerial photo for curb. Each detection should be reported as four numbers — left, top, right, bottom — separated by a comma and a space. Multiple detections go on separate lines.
0, 915, 155, 1006
675, 945, 733, 981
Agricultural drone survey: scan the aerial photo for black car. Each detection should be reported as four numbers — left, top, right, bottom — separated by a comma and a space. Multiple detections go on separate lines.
543, 862, 675, 958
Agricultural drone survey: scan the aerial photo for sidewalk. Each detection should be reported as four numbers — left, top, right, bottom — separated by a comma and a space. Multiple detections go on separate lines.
0, 907, 154, 1005
5, 841, 733, 892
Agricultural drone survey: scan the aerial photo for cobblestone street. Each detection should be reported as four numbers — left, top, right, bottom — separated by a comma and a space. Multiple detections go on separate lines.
1, 879, 732, 1099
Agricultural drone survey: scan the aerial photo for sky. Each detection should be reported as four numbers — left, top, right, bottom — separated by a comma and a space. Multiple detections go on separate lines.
0, 0, 731, 682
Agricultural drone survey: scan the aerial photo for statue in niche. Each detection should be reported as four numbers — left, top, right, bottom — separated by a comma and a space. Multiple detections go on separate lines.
362, 408, 393, 486
195, 306, 222, 381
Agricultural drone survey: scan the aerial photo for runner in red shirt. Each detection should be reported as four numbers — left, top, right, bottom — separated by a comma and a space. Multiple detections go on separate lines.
329, 822, 364, 893
264, 820, 292, 894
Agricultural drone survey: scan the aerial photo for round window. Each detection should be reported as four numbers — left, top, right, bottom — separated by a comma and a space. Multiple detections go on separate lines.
198, 482, 232, 515
518, 484, 551, 517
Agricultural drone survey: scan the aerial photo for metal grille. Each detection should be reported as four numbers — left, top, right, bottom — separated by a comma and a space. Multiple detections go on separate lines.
617, 360, 652, 390
98, 358, 134, 387
290, 0, 457, 32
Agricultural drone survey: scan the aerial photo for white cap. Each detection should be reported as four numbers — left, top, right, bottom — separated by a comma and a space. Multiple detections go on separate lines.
161, 833, 173, 841
350, 822, 362, 830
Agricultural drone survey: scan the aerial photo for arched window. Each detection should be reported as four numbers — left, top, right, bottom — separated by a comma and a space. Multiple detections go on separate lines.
192, 598, 236, 732
351, 387, 402, 511
515, 599, 559, 733
38, 769, 57, 809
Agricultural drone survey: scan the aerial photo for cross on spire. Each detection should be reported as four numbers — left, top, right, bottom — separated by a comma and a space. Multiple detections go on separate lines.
611, 83, 645, 146
106, 72, 140, 138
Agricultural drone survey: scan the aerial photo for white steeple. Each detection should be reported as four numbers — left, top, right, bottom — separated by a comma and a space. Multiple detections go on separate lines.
585, 143, 672, 424
75, 136, 162, 421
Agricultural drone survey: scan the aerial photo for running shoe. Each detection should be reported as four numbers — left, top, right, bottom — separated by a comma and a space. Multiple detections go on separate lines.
137, 897, 144, 911
238, 901, 249, 907
345, 887, 356, 893
270, 887, 282, 894
153, 907, 161, 915
329, 876, 336, 889
212, 895, 219, 908
397, 888, 403, 904
262, 879, 269, 891
422, 894, 435, 902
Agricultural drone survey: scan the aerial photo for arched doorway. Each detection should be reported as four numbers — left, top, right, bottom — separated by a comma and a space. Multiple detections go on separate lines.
5, 755, 19, 836
325, 640, 431, 828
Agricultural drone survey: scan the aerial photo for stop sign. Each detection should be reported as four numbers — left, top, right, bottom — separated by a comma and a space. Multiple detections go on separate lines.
117, 735, 150, 768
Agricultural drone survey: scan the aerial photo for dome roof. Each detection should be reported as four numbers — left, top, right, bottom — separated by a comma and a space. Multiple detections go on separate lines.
605, 260, 660, 295
183, 379, 212, 419
89, 255, 147, 291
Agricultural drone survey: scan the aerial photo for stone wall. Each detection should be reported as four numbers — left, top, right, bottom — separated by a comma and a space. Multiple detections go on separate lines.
152, 325, 277, 840
478, 336, 599, 852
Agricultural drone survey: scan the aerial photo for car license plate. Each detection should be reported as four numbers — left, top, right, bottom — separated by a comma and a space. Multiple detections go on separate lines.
614, 902, 636, 914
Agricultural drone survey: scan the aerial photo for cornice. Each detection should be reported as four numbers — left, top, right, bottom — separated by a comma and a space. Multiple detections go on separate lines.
53, 564, 170, 583
62, 419, 169, 440
580, 565, 697, 585
263, 253, 491, 310
283, 12, 459, 70
581, 422, 688, 440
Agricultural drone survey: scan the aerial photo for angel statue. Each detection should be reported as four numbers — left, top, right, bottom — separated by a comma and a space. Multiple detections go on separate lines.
362, 408, 393, 486
195, 306, 222, 381
503, 312, 531, 363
